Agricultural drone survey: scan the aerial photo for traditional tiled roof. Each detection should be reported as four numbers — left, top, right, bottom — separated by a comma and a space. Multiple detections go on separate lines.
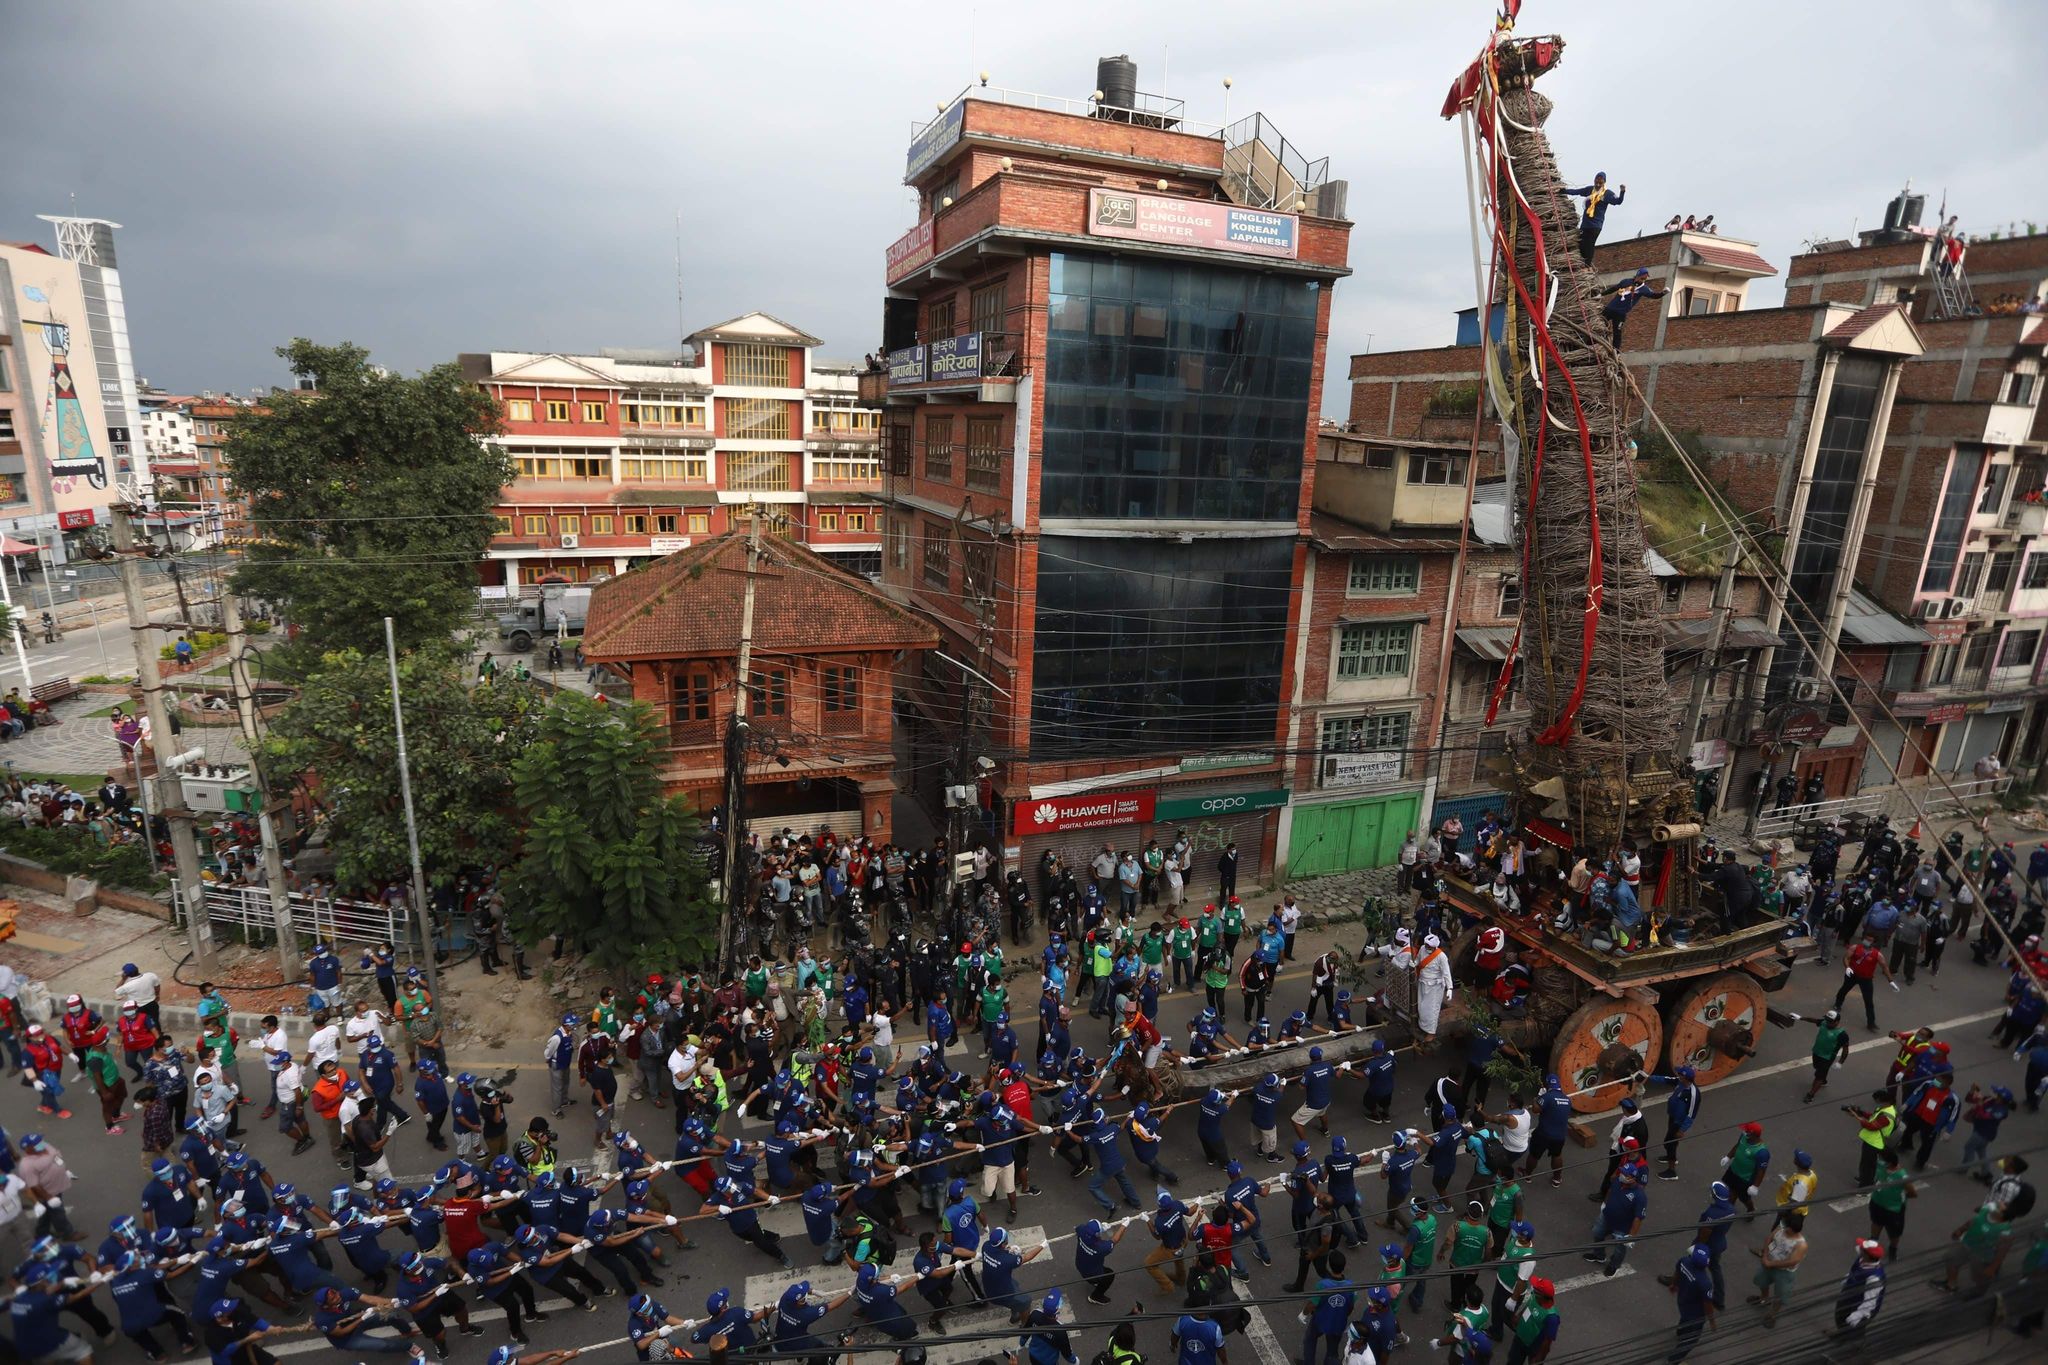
1685, 241, 1778, 276
582, 532, 937, 660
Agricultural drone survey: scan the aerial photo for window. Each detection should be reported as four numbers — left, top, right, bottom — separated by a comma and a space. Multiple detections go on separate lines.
965, 416, 1003, 491
505, 399, 533, 422
1406, 451, 1468, 485
724, 344, 793, 388
2023, 555, 2048, 591
823, 665, 860, 715
1964, 629, 1997, 674
726, 450, 792, 491
885, 421, 912, 477
623, 400, 707, 428
1320, 711, 1411, 753
1928, 642, 1959, 687
846, 513, 865, 532
750, 668, 789, 719
1882, 646, 1923, 691
619, 454, 710, 482
0, 351, 9, 390
1979, 462, 2013, 515
654, 514, 678, 534
558, 516, 580, 536
889, 517, 910, 570
516, 455, 610, 480
922, 519, 950, 588
971, 281, 1008, 338
1956, 551, 1986, 598
1499, 573, 1521, 617
1336, 622, 1415, 680
544, 400, 571, 422
818, 512, 840, 531
493, 515, 514, 535
621, 514, 648, 534
723, 397, 791, 441
521, 565, 550, 584
1686, 289, 1719, 316
672, 668, 716, 742
1346, 556, 1420, 595
1364, 447, 1395, 470
963, 538, 995, 596
812, 456, 881, 485
927, 297, 956, 339
581, 401, 607, 424
591, 515, 613, 534
522, 515, 550, 535
687, 513, 709, 534
2006, 371, 2039, 406
924, 415, 954, 480
1987, 550, 2019, 593
1998, 629, 2041, 670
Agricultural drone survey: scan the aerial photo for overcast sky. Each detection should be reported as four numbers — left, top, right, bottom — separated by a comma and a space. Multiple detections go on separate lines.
3, 1, 2040, 415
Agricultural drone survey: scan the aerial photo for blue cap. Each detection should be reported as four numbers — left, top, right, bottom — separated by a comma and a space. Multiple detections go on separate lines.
948, 1177, 967, 1202
1226, 1160, 1243, 1176
1293, 1139, 1311, 1157
1687, 1244, 1711, 1266
706, 1288, 730, 1315
1043, 1289, 1065, 1314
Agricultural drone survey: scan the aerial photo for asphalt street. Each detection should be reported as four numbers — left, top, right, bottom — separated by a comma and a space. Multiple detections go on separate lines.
1, 931, 2038, 1365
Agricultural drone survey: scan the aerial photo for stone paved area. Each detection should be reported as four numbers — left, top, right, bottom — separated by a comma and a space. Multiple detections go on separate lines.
0, 692, 249, 781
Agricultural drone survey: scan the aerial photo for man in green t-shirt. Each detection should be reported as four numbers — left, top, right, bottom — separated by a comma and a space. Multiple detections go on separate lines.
1510, 1280, 1561, 1359
1197, 906, 1221, 955
1168, 919, 1196, 993
1446, 1199, 1492, 1311
1937, 1205, 2014, 1294
1486, 1171, 1525, 1257
1492, 1220, 1538, 1328
1401, 1197, 1439, 1312
1865, 1148, 1915, 1258
1140, 924, 1168, 978
1221, 901, 1246, 958
1201, 953, 1230, 1015
1802, 1009, 1852, 1102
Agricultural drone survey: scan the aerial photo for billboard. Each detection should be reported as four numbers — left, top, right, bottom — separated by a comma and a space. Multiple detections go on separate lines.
885, 219, 936, 285
1087, 188, 1300, 259
905, 101, 965, 181
1012, 789, 1156, 835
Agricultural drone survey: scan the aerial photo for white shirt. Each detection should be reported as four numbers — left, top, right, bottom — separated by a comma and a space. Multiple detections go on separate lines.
338, 1093, 362, 1127
115, 973, 162, 1007
1497, 1107, 1533, 1154
870, 1007, 894, 1048
306, 1024, 342, 1069
1280, 905, 1302, 934
345, 1012, 387, 1053
668, 1045, 699, 1091
275, 1062, 303, 1106
260, 1027, 289, 1072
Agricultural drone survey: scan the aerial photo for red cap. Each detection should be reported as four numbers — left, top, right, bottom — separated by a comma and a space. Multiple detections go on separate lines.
1621, 1137, 1641, 1150
1741, 1122, 1764, 1137
1529, 1276, 1556, 1300
1933, 1041, 1951, 1052
1857, 1240, 1883, 1261
1179, 919, 1191, 929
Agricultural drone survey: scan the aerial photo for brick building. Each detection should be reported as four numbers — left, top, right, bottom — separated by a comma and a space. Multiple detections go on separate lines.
460, 313, 880, 591
579, 533, 936, 840
858, 60, 1352, 886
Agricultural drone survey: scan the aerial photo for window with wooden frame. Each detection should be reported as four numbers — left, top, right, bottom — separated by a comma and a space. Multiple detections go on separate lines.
522, 515, 549, 535
581, 400, 607, 423
962, 537, 996, 598
505, 399, 533, 421
557, 516, 580, 536
493, 515, 514, 536
724, 343, 793, 388
750, 667, 790, 722
886, 421, 913, 477
924, 415, 954, 480
889, 517, 910, 570
590, 515, 614, 534
846, 512, 865, 532
687, 513, 709, 534
965, 416, 1003, 492
655, 514, 678, 534
1335, 622, 1415, 680
927, 296, 957, 339
971, 281, 1008, 338
671, 667, 717, 743
723, 397, 791, 441
818, 512, 840, 532
544, 400, 571, 422
1346, 556, 1419, 595
922, 519, 950, 587
822, 664, 860, 730
621, 514, 648, 534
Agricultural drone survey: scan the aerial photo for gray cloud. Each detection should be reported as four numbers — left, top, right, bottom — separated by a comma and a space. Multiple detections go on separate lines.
2, 0, 2040, 412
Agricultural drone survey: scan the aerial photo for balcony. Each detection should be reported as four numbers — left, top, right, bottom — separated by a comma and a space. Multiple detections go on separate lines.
808, 456, 883, 492
884, 331, 1022, 402
2007, 499, 2048, 537
856, 370, 889, 406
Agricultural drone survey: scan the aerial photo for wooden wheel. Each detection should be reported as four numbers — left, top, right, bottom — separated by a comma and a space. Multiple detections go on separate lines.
1664, 972, 1767, 1087
1448, 925, 1483, 989
1549, 995, 1663, 1114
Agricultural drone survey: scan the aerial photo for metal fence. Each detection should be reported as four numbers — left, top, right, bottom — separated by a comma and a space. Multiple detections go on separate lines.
1752, 775, 2014, 840
175, 881, 421, 952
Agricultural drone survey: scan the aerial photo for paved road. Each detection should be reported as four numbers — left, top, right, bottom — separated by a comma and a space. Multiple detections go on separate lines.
0, 934, 2035, 1365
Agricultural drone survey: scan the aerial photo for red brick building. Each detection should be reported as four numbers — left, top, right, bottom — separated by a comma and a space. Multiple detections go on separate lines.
860, 62, 1352, 887
579, 534, 936, 840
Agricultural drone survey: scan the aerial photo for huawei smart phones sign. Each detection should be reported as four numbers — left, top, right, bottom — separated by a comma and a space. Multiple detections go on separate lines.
1012, 789, 1156, 836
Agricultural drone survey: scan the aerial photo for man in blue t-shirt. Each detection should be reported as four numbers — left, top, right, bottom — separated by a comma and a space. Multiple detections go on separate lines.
1083, 1109, 1141, 1213
1668, 1244, 1716, 1362
1302, 1251, 1355, 1365
1587, 1168, 1647, 1275
1173, 1309, 1227, 1365
1523, 1073, 1574, 1186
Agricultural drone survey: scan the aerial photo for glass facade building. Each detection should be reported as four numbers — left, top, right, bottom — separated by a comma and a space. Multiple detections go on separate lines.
1029, 535, 1293, 757
1040, 251, 1320, 522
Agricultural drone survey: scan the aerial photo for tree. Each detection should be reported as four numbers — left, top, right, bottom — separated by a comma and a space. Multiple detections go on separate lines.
506, 693, 717, 974
228, 340, 512, 657
262, 647, 540, 893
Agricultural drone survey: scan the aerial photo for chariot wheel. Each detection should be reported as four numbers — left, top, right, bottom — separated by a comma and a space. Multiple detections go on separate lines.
1664, 972, 1766, 1087
1549, 994, 1662, 1114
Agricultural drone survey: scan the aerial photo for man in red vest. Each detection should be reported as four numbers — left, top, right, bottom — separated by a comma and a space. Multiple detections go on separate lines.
1831, 935, 1895, 1032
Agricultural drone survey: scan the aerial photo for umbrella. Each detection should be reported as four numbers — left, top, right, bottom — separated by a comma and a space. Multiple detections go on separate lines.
0, 536, 41, 557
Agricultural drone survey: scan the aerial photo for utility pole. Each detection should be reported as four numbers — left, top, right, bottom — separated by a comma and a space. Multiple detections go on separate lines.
221, 593, 296, 978
384, 617, 440, 997
945, 514, 1000, 906
1681, 539, 1744, 754
717, 507, 766, 976
109, 505, 214, 973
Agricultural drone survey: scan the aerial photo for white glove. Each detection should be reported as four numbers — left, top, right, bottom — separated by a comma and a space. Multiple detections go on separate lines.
665, 1215, 679, 1226
1746, 1186, 1758, 1198
1786, 1012, 1802, 1022
1890, 982, 1901, 992
715, 1205, 732, 1215
1718, 1157, 1730, 1170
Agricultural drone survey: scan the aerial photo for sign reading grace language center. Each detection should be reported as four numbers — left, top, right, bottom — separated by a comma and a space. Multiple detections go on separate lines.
1012, 789, 1156, 836
885, 219, 936, 285
1086, 188, 1300, 259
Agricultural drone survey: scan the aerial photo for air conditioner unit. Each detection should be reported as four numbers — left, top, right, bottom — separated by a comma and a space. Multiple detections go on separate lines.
1913, 599, 1939, 620
1793, 678, 1825, 702
559, 533, 579, 549
1944, 597, 1971, 618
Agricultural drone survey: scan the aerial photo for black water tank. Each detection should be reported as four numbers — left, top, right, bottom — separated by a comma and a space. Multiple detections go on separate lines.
1097, 54, 1138, 112
1882, 194, 1903, 234
1902, 193, 1926, 230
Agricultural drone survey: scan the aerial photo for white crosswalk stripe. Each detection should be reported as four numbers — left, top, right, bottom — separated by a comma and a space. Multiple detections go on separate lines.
1230, 1272, 1295, 1365
1547, 1263, 1638, 1294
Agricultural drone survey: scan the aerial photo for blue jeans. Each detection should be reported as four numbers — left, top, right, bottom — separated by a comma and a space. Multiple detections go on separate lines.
1961, 1131, 1992, 1176
1330, 1192, 1367, 1247
1589, 1213, 1631, 1272
1091, 976, 1114, 1016
1301, 1326, 1345, 1365
1088, 1166, 1138, 1212
35, 1068, 63, 1107
1242, 1213, 1272, 1264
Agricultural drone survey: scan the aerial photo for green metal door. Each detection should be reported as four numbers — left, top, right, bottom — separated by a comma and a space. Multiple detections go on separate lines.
1287, 793, 1422, 879
1288, 805, 1351, 879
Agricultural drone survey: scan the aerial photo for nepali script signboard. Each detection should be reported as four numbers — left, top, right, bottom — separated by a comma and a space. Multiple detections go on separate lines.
1087, 188, 1300, 259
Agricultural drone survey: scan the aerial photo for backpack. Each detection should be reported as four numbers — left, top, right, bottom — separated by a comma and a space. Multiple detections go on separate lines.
2005, 1180, 2037, 1222
1482, 1135, 1512, 1173
848, 1214, 897, 1266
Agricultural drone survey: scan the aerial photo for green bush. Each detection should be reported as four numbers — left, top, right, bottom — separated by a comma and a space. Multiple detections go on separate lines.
80, 674, 130, 685
159, 629, 228, 661
246, 619, 272, 634
1426, 380, 1480, 416
0, 823, 163, 890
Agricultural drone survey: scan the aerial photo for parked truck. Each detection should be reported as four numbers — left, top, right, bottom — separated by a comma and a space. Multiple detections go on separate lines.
496, 583, 591, 652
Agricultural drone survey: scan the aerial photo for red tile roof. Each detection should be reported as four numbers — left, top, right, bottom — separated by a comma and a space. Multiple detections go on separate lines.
1824, 302, 1911, 344
582, 532, 938, 661
1686, 241, 1778, 276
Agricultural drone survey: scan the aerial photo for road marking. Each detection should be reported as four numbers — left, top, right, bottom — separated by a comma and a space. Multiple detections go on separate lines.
1827, 1193, 1872, 1215
1230, 1270, 1294, 1365
1548, 1263, 1639, 1294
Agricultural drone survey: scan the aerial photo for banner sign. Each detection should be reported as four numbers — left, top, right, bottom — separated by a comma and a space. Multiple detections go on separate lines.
1087, 188, 1300, 259
1181, 752, 1275, 773
1154, 788, 1288, 823
1324, 752, 1404, 788
885, 219, 936, 284
905, 102, 965, 181
887, 346, 927, 387
1013, 789, 1155, 836
925, 333, 983, 383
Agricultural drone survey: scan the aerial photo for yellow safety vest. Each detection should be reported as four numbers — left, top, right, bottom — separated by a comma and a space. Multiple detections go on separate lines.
1859, 1106, 1896, 1150
1776, 1167, 1816, 1215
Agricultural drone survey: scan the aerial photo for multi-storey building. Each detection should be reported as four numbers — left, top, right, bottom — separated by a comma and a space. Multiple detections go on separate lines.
459, 313, 880, 589
139, 390, 198, 464
859, 58, 1352, 884
1348, 202, 1994, 819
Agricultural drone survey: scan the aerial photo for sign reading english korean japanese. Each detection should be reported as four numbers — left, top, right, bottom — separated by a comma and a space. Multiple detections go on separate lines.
1086, 188, 1300, 259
